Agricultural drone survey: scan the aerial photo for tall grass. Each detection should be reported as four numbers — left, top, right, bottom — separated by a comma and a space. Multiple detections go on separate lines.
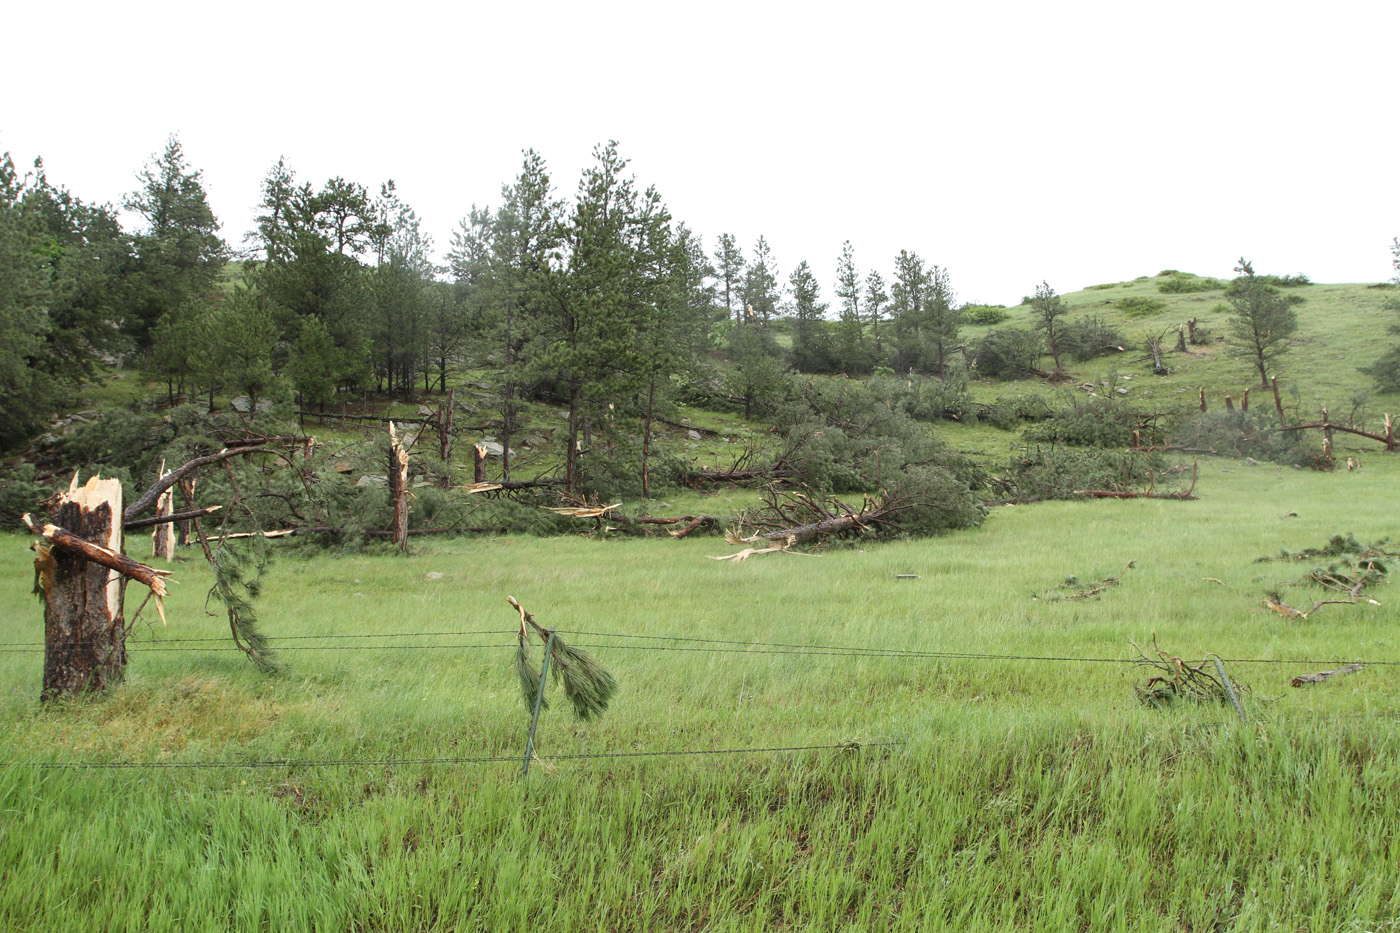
2, 456, 1399, 930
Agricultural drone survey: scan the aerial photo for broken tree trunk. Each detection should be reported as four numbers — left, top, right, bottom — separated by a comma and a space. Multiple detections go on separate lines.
151, 462, 174, 562
1278, 418, 1398, 451
474, 443, 487, 484
388, 423, 410, 553
26, 476, 170, 700
1148, 336, 1167, 375
176, 477, 196, 545
1290, 663, 1364, 687
1272, 375, 1285, 427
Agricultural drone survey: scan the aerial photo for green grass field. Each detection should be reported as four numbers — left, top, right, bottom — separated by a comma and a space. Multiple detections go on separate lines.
4, 450, 1399, 930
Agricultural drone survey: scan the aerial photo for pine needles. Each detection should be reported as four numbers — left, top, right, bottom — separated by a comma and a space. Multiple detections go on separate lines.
507, 596, 617, 721
203, 536, 277, 673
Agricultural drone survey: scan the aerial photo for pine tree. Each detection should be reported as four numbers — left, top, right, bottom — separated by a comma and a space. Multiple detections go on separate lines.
713, 233, 746, 327
1227, 258, 1300, 388
865, 270, 889, 362
124, 136, 228, 348
1031, 281, 1069, 375
833, 241, 868, 374
742, 236, 780, 326
788, 260, 832, 373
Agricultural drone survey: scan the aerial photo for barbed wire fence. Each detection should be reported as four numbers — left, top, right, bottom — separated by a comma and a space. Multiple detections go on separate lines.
3, 628, 1397, 774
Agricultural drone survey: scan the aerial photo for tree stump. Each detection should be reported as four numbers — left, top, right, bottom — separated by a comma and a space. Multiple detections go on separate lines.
36, 476, 126, 701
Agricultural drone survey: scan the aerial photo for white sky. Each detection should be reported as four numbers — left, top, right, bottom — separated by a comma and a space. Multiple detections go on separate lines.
5, 0, 1397, 306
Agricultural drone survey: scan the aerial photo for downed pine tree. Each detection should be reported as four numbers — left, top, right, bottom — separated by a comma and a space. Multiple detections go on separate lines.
715, 466, 989, 557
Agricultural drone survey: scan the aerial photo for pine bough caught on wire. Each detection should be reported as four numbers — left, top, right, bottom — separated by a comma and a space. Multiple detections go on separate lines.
508, 596, 617, 720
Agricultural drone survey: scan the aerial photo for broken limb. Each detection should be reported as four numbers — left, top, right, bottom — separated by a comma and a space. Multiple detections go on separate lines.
23, 512, 171, 625
1290, 663, 1364, 687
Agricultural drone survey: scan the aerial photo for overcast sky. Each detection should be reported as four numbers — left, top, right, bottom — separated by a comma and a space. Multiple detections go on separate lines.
5, 0, 1397, 306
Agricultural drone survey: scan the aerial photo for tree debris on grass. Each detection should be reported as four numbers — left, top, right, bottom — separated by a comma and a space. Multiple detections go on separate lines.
1291, 663, 1364, 687
1256, 534, 1393, 619
1039, 560, 1136, 600
507, 596, 617, 721
1131, 636, 1249, 709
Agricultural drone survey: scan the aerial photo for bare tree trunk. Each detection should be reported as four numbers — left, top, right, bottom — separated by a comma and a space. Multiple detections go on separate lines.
34, 476, 127, 701
642, 373, 656, 499
474, 444, 487, 484
565, 385, 581, 497
1272, 376, 1285, 427
439, 388, 455, 468
388, 424, 410, 553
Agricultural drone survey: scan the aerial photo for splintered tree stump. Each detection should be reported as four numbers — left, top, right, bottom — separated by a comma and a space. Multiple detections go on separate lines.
474, 443, 487, 484
388, 424, 410, 553
151, 463, 174, 561
35, 476, 127, 700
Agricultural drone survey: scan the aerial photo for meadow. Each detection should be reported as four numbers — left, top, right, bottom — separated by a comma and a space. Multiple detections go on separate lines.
2, 448, 1399, 931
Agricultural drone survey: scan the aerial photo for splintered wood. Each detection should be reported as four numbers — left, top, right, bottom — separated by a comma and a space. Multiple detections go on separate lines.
151, 461, 174, 561
543, 503, 621, 520
25, 474, 173, 699
388, 422, 410, 552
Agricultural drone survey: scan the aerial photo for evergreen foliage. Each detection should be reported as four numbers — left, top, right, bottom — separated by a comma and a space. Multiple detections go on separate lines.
1359, 238, 1400, 393
1227, 258, 1299, 388
973, 328, 1043, 380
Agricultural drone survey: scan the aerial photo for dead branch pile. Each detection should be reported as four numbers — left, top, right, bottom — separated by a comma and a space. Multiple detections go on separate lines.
1039, 561, 1136, 600
1257, 534, 1394, 620
1131, 637, 1249, 709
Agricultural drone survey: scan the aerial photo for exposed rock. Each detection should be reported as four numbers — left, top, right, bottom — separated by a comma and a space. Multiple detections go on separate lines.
424, 572, 444, 580
355, 475, 388, 488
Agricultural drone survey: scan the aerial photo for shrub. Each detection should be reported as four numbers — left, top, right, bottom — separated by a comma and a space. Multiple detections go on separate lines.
1116, 296, 1168, 318
1157, 273, 1226, 294
973, 328, 1043, 380
982, 392, 1055, 429
1359, 345, 1400, 393
963, 304, 1011, 326
1060, 316, 1125, 362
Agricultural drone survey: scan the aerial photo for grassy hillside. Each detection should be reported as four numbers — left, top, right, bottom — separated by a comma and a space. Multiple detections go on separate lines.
965, 271, 1398, 411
